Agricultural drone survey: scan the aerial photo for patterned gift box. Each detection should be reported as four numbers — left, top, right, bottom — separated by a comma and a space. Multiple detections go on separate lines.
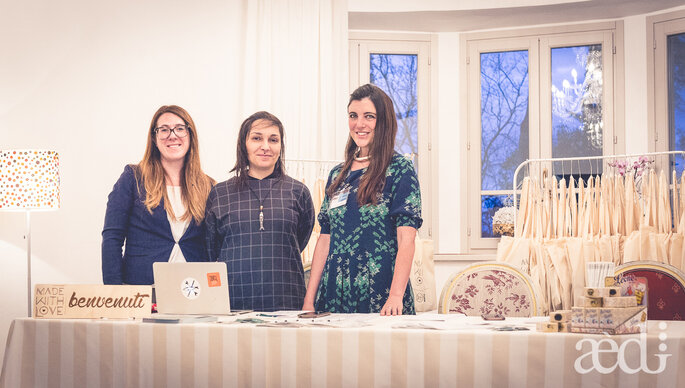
571, 307, 585, 328
584, 308, 600, 328
573, 307, 647, 334
599, 308, 614, 329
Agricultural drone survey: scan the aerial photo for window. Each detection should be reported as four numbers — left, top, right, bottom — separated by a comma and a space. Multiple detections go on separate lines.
477, 47, 532, 240
650, 10, 685, 174
370, 54, 419, 162
350, 33, 433, 239
465, 24, 622, 250
669, 33, 685, 174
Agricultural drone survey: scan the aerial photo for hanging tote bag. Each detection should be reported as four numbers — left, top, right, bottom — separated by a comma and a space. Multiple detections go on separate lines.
410, 236, 437, 312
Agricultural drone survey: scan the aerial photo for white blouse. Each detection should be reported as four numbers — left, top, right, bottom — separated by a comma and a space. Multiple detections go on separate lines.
166, 186, 190, 262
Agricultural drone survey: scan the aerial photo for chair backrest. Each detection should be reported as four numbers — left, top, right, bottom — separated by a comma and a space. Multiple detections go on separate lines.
438, 261, 544, 316
614, 260, 685, 321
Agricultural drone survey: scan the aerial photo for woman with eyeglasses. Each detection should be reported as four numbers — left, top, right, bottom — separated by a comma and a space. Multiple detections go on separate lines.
102, 105, 215, 285
205, 111, 315, 311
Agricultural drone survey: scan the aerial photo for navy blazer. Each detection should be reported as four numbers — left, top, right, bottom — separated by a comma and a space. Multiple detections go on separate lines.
101, 165, 208, 285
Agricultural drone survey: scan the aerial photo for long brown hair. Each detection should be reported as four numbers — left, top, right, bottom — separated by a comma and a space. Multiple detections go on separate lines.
137, 105, 215, 223
327, 84, 397, 205
230, 111, 286, 188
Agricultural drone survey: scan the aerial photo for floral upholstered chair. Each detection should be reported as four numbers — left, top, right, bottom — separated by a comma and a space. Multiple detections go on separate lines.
438, 262, 544, 317
615, 261, 685, 321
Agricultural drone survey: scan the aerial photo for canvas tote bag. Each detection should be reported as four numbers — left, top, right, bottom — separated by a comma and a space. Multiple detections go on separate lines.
410, 236, 437, 312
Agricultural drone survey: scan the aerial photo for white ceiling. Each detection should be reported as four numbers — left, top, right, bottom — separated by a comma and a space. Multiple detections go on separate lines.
348, 0, 685, 32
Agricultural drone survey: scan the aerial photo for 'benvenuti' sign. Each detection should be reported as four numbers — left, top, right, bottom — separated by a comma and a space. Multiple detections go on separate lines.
34, 284, 152, 319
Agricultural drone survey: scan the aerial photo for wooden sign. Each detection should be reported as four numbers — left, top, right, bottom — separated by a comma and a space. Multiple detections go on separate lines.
34, 284, 152, 319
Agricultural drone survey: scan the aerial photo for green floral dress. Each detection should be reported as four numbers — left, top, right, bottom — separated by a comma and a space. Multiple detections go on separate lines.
315, 153, 422, 314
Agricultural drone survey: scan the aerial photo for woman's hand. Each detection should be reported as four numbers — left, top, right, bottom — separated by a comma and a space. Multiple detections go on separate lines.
302, 234, 331, 313
380, 295, 404, 316
380, 226, 416, 316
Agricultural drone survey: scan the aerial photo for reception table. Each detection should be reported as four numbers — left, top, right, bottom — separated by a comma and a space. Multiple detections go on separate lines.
1, 314, 684, 388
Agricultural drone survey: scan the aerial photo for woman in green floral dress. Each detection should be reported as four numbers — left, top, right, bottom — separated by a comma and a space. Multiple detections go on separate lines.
302, 84, 422, 315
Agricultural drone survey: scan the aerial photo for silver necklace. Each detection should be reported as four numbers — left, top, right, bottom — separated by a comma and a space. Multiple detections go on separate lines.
354, 147, 370, 162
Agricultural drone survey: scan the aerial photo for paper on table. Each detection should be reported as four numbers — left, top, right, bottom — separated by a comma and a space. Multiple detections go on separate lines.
270, 310, 305, 317
402, 313, 466, 321
143, 315, 217, 324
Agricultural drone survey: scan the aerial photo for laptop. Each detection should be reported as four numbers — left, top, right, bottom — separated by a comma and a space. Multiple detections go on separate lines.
152, 262, 231, 315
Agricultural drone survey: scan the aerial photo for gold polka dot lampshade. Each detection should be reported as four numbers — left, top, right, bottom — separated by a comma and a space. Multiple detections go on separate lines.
0, 150, 60, 210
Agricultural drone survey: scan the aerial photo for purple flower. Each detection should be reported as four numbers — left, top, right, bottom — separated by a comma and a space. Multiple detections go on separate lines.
610, 157, 652, 178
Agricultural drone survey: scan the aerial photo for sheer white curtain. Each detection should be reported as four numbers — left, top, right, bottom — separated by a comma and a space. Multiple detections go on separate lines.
238, 0, 349, 161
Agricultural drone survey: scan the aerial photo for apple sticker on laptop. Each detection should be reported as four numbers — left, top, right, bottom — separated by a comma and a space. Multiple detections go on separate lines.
181, 277, 201, 300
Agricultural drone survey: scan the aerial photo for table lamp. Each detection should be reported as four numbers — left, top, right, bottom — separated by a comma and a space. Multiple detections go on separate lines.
0, 150, 60, 316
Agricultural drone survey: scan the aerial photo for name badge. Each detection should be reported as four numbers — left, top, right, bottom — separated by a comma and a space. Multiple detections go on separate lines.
329, 188, 350, 209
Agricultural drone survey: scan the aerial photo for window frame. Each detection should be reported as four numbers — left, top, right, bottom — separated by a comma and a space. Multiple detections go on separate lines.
462, 22, 624, 252
649, 9, 685, 158
466, 37, 540, 249
349, 32, 435, 240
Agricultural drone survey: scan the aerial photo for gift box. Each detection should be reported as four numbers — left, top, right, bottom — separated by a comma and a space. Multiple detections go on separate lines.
602, 296, 637, 308
550, 310, 571, 322
584, 287, 620, 298
537, 321, 560, 332
571, 306, 647, 334
584, 308, 600, 328
571, 307, 585, 327
579, 296, 604, 307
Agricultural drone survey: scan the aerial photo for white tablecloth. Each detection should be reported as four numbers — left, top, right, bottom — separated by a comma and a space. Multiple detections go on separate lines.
1, 315, 684, 387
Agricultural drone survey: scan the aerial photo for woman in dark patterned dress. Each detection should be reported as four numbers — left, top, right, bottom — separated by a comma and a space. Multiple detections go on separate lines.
303, 84, 423, 315
205, 111, 315, 311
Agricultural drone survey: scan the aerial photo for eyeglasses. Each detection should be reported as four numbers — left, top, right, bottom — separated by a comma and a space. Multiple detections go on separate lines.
154, 124, 189, 139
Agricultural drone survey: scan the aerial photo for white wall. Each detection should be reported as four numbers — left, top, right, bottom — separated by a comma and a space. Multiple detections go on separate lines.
435, 33, 463, 254
0, 0, 245, 365
623, 14, 651, 154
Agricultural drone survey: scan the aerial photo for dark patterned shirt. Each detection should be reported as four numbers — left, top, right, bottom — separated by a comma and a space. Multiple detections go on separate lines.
205, 174, 315, 311
315, 153, 423, 314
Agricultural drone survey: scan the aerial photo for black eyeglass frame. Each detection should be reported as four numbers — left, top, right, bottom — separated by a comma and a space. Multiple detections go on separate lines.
154, 124, 190, 139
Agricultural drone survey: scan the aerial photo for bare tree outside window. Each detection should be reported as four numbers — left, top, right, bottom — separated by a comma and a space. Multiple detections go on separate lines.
669, 33, 685, 176
478, 46, 607, 237
480, 50, 529, 237
370, 54, 419, 168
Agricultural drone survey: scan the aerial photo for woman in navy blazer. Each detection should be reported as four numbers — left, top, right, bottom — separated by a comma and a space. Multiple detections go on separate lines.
102, 105, 215, 285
